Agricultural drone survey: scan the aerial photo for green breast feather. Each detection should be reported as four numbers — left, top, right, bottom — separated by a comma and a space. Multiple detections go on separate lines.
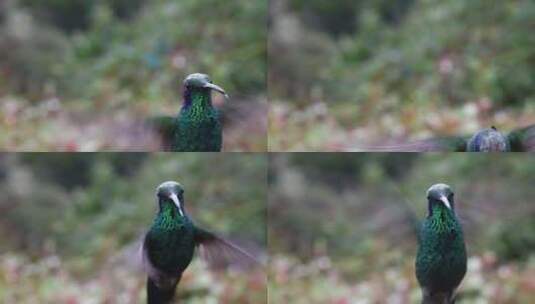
416, 205, 467, 293
146, 205, 195, 274
173, 108, 221, 152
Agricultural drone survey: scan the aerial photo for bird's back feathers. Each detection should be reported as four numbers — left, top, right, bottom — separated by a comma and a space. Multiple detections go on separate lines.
353, 124, 535, 152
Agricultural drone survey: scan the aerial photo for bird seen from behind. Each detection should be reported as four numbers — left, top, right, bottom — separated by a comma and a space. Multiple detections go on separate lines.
354, 125, 535, 152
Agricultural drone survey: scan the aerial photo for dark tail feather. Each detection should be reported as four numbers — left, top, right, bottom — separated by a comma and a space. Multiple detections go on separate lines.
422, 291, 454, 304
147, 277, 177, 304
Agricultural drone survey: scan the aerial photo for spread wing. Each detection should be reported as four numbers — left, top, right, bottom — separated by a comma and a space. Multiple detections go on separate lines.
146, 115, 176, 151
194, 227, 262, 270
506, 124, 535, 152
350, 136, 468, 152
106, 232, 161, 280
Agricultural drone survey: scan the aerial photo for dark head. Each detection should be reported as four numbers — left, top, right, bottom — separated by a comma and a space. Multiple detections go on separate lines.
183, 73, 229, 105
467, 127, 509, 152
156, 181, 185, 216
426, 183, 455, 216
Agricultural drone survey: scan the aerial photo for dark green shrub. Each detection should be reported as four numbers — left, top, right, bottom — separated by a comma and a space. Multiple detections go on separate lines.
109, 0, 145, 19
492, 217, 535, 262
288, 0, 414, 35
18, 0, 146, 32
19, 0, 95, 32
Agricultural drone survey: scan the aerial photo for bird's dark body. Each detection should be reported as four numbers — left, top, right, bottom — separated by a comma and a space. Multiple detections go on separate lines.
149, 73, 228, 152
145, 215, 195, 276
144, 212, 196, 304
142, 181, 257, 304
173, 108, 222, 152
143, 182, 197, 304
416, 210, 466, 295
416, 184, 467, 304
147, 277, 176, 304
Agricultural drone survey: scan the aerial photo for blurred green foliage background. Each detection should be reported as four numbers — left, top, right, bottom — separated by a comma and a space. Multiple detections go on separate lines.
0, 153, 267, 303
269, 153, 535, 302
269, 0, 535, 151
0, 0, 267, 151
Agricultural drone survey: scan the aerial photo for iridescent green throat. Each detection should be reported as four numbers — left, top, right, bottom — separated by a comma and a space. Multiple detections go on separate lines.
184, 90, 212, 121
154, 201, 185, 230
429, 205, 457, 232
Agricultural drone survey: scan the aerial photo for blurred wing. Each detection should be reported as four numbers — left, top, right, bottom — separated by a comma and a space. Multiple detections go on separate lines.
352, 136, 468, 152
139, 234, 161, 278
506, 124, 535, 151
194, 227, 261, 270
146, 115, 176, 150
107, 232, 152, 276
388, 182, 421, 237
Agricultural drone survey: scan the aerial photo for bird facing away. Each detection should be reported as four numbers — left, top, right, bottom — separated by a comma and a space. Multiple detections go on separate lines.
416, 184, 467, 304
142, 181, 257, 304
148, 73, 229, 151
354, 124, 535, 152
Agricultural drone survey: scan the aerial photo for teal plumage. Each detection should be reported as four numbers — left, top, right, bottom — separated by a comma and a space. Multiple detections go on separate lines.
148, 73, 228, 152
145, 203, 195, 275
173, 95, 222, 151
142, 181, 258, 304
415, 184, 467, 304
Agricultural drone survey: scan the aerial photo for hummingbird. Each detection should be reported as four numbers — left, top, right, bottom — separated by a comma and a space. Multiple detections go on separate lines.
148, 73, 229, 151
352, 124, 535, 152
415, 184, 467, 304
142, 181, 257, 303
